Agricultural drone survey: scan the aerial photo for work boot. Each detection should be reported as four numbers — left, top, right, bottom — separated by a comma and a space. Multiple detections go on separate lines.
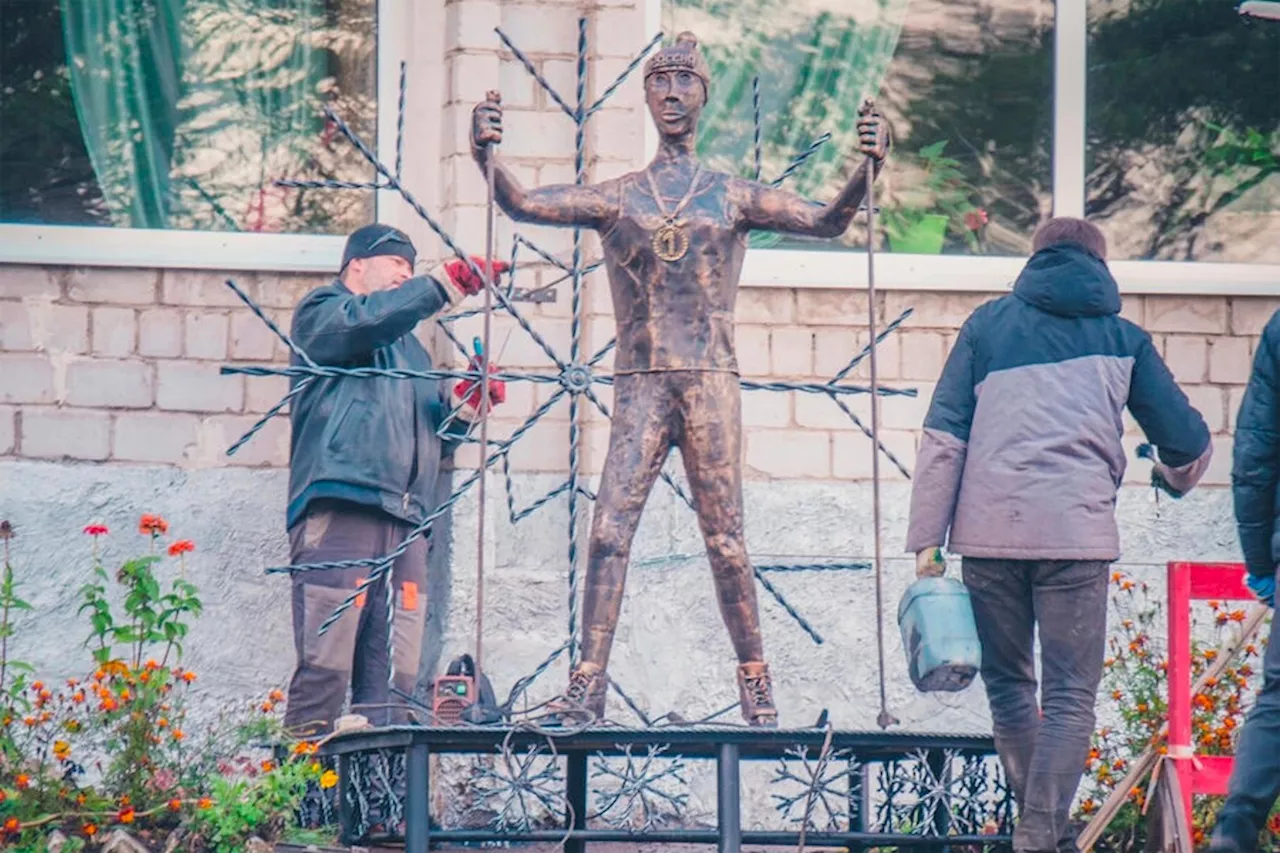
737, 661, 778, 727
545, 662, 607, 726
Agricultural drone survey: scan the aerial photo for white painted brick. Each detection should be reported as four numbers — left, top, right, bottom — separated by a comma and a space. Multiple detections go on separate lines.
741, 389, 791, 428
1163, 336, 1207, 384
795, 290, 866, 327
540, 59, 580, 111
500, 4, 580, 55
113, 412, 201, 464
505, 419, 570, 472
446, 154, 492, 208
1202, 435, 1234, 486
1228, 385, 1247, 433
1230, 299, 1280, 336
1119, 295, 1144, 326
21, 408, 111, 461
591, 6, 646, 57
899, 331, 947, 381
185, 313, 229, 360
447, 0, 502, 53
880, 384, 934, 431
833, 430, 916, 480
735, 289, 794, 325
66, 360, 154, 409
1208, 336, 1252, 385
230, 311, 279, 361
91, 307, 136, 357
204, 415, 290, 468
589, 107, 644, 165
0, 406, 14, 454
883, 291, 992, 329
1183, 385, 1226, 434
245, 375, 292, 415
734, 326, 770, 376
67, 268, 156, 304
770, 327, 813, 376
252, 274, 323, 310
794, 392, 858, 430
814, 329, 901, 381
162, 270, 243, 307
502, 109, 578, 161
746, 428, 830, 478
156, 362, 244, 413
0, 355, 56, 404
1145, 296, 1228, 334
0, 302, 32, 350
450, 52, 501, 106
139, 308, 184, 357
0, 266, 60, 300
582, 420, 612, 475
498, 57, 538, 109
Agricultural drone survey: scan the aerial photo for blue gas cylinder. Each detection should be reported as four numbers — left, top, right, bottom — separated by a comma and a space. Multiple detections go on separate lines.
897, 576, 982, 692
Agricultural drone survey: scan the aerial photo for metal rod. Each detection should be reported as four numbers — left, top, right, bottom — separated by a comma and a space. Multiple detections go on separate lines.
566, 751, 589, 853
405, 743, 430, 853
476, 89, 500, 683
717, 743, 741, 853
863, 101, 897, 732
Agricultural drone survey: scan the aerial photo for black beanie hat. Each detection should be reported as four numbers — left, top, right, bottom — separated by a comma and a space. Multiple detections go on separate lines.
341, 224, 417, 272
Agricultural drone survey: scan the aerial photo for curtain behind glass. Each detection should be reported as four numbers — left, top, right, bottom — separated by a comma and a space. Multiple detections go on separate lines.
667, 0, 908, 248
61, 0, 325, 231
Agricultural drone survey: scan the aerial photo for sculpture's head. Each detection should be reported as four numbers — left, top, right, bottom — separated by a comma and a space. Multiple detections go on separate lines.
643, 32, 709, 141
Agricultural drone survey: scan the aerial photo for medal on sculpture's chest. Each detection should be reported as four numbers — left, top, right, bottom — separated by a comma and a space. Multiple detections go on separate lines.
645, 165, 702, 263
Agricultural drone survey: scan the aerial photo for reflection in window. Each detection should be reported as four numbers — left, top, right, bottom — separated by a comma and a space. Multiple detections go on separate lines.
0, 0, 376, 234
1087, 0, 1280, 263
661, 0, 1054, 256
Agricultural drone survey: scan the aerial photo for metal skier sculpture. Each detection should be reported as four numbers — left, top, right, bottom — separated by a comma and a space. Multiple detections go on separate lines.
470, 32, 891, 727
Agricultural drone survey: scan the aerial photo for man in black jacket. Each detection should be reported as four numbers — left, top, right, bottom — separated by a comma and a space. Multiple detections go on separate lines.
283, 224, 506, 735
1210, 312, 1280, 853
906, 218, 1212, 853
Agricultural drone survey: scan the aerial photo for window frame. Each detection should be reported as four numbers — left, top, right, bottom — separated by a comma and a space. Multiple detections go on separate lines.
0, 0, 406, 273
646, 0, 1280, 296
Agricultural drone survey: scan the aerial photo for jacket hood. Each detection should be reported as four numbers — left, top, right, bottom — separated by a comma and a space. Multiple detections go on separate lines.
1012, 244, 1121, 318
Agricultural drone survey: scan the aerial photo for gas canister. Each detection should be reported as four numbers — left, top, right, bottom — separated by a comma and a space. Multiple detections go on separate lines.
897, 576, 981, 692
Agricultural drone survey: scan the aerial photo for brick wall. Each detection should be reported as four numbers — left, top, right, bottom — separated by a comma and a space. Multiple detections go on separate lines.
0, 265, 323, 468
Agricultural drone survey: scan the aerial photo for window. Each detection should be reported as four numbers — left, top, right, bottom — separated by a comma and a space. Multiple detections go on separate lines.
0, 0, 377, 236
659, 0, 1055, 258
1086, 0, 1280, 263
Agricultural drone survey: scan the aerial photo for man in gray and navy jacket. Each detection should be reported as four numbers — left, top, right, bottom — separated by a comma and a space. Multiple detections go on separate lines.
905, 218, 1212, 853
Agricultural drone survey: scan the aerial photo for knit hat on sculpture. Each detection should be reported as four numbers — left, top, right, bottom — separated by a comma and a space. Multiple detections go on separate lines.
643, 31, 710, 92
340, 224, 417, 272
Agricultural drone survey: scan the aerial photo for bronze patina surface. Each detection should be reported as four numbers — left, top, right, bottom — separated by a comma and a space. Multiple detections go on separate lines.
471, 32, 890, 725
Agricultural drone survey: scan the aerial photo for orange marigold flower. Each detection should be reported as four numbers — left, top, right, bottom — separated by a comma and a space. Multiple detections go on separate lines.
1216, 612, 1230, 625
15, 774, 29, 790
260, 701, 274, 714
3, 817, 18, 835
168, 540, 195, 557
1137, 703, 1149, 714
1269, 814, 1280, 834
1209, 600, 1221, 610
1080, 799, 1097, 814
261, 760, 276, 773
1230, 609, 1247, 623
54, 740, 71, 761
157, 717, 168, 728
172, 729, 185, 741
22, 715, 35, 727
117, 806, 135, 824
269, 689, 285, 703
1111, 572, 1122, 583
144, 659, 159, 671
320, 770, 339, 789
294, 741, 318, 756
181, 671, 196, 683
101, 698, 118, 712
83, 523, 109, 537
1205, 649, 1219, 661
139, 514, 169, 535
1121, 580, 1135, 591
82, 822, 97, 837
198, 797, 213, 810
39, 711, 51, 723
169, 798, 182, 812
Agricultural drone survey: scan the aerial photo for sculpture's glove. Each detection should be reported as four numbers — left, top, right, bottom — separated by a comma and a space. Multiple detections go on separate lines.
1247, 573, 1276, 609
452, 357, 506, 422
434, 256, 509, 306
915, 547, 946, 579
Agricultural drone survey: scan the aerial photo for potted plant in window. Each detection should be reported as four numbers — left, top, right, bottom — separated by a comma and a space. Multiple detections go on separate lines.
881, 140, 985, 254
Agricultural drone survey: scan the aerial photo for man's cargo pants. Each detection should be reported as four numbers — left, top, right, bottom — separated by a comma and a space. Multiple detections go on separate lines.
283, 499, 428, 735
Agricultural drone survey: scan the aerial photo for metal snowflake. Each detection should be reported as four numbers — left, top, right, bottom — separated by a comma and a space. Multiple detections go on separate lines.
467, 745, 566, 832
589, 744, 689, 830
343, 749, 407, 840
872, 748, 1010, 837
771, 744, 856, 832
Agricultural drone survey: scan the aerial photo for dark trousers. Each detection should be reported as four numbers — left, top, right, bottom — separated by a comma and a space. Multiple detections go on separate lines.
1212, 580, 1280, 853
963, 558, 1110, 853
283, 500, 429, 735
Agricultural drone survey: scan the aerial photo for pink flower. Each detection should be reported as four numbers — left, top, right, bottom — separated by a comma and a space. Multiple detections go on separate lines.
84, 523, 109, 536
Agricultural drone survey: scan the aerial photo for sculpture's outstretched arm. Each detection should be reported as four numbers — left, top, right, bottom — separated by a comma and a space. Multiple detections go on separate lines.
734, 101, 890, 240
472, 93, 615, 230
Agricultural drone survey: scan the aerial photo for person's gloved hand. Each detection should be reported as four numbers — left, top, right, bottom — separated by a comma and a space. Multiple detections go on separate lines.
453, 356, 506, 421
1137, 443, 1186, 499
434, 256, 510, 305
915, 547, 946, 579
1247, 573, 1276, 608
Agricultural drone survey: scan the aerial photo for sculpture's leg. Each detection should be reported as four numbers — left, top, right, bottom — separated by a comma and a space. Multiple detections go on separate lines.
675, 371, 777, 728
551, 373, 675, 722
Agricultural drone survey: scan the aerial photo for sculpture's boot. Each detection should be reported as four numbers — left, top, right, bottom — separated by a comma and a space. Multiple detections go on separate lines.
737, 661, 778, 728
545, 662, 607, 726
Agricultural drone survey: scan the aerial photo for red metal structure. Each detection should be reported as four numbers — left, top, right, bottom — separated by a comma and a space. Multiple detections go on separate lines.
1167, 561, 1251, 840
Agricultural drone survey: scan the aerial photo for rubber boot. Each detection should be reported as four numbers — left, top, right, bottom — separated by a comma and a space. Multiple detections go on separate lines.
737, 661, 778, 727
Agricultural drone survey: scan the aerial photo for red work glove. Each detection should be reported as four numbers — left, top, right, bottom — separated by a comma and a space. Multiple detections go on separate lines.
452, 357, 506, 421
434, 256, 510, 305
